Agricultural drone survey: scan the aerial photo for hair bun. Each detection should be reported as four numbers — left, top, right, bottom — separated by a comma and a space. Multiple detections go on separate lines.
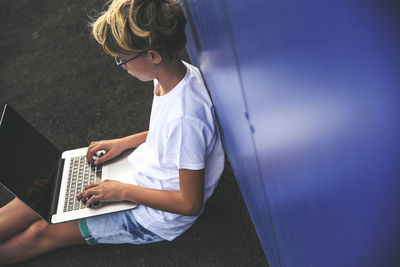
92, 0, 186, 57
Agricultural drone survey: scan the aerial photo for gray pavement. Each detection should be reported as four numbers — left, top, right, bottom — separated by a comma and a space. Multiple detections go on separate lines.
0, 0, 268, 266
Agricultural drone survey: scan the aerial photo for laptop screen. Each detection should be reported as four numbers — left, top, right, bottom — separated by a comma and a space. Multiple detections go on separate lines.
0, 105, 60, 220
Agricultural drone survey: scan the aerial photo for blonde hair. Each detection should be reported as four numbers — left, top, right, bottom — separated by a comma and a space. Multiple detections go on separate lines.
91, 0, 186, 57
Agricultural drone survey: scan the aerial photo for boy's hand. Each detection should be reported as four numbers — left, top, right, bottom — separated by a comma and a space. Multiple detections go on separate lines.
86, 139, 125, 165
76, 180, 132, 207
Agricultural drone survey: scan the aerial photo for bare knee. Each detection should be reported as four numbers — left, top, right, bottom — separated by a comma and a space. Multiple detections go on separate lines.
23, 220, 51, 246
24, 220, 84, 249
0, 220, 82, 264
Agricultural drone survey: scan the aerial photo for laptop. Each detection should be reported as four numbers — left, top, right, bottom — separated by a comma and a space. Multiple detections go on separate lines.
0, 104, 137, 224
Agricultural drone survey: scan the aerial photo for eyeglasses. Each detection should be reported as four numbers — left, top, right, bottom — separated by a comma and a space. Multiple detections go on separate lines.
115, 51, 147, 69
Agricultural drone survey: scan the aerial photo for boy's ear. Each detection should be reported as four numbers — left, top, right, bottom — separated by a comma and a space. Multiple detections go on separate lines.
148, 50, 162, 64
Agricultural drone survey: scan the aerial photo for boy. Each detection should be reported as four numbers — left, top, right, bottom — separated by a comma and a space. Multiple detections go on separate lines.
0, 0, 224, 263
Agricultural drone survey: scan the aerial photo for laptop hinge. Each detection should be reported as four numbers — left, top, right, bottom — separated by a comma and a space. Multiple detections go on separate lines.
48, 158, 64, 221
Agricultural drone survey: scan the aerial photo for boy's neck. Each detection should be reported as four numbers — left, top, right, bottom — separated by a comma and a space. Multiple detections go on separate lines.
156, 57, 187, 96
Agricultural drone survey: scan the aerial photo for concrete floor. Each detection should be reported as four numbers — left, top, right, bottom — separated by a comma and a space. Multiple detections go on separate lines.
0, 0, 268, 266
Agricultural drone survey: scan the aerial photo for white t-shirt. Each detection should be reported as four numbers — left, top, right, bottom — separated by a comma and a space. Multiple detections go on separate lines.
127, 62, 225, 241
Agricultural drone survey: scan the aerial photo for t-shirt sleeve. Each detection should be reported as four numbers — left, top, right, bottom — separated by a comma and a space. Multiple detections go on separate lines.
162, 117, 213, 170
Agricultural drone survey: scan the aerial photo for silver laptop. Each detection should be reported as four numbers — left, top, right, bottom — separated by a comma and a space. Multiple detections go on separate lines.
0, 104, 137, 224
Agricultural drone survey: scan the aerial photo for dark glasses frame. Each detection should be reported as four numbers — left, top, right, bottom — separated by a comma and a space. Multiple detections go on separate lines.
115, 51, 147, 68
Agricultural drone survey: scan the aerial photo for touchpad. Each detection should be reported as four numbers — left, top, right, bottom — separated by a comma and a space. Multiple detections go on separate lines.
103, 149, 136, 185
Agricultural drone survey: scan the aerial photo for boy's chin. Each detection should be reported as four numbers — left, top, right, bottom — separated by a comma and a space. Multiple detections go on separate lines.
129, 74, 153, 82
138, 77, 152, 82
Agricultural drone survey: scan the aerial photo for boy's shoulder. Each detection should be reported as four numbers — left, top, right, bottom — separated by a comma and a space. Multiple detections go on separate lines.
182, 62, 210, 101
161, 63, 213, 125
182, 64, 212, 109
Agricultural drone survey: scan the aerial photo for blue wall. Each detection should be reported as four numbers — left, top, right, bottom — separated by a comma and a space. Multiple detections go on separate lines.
182, 1, 400, 266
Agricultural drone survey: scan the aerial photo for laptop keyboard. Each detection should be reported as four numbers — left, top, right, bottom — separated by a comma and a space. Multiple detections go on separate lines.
63, 156, 102, 212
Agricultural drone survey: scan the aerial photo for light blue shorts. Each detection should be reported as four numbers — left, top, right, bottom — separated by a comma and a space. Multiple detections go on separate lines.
78, 210, 164, 245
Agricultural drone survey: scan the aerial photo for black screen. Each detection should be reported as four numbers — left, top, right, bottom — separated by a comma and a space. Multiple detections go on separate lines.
0, 105, 60, 219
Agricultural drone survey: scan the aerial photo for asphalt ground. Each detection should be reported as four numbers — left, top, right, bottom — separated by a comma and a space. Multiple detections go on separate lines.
0, 0, 268, 266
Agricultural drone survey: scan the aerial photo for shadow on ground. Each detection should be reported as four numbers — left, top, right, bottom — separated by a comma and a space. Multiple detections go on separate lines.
0, 0, 268, 266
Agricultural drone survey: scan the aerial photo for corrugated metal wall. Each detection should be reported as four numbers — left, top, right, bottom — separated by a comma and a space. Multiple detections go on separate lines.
182, 1, 400, 266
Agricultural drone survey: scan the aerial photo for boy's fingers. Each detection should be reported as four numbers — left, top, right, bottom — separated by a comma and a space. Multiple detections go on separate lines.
84, 182, 100, 191
77, 183, 99, 198
87, 146, 103, 164
77, 189, 96, 200
86, 146, 97, 163
86, 195, 101, 207
94, 151, 111, 165
89, 141, 98, 148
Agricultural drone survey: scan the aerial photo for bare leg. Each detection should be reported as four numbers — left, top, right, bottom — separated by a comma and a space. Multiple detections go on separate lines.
0, 219, 85, 264
0, 198, 40, 242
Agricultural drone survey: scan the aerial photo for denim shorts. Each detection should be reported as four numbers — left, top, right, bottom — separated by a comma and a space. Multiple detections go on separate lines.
78, 210, 164, 245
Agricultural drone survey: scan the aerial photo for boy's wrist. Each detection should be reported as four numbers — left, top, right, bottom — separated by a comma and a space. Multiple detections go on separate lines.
121, 184, 138, 203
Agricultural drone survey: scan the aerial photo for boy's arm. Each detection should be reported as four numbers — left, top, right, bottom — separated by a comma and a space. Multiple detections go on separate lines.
87, 131, 148, 165
119, 131, 149, 149
77, 168, 205, 216
123, 168, 205, 216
